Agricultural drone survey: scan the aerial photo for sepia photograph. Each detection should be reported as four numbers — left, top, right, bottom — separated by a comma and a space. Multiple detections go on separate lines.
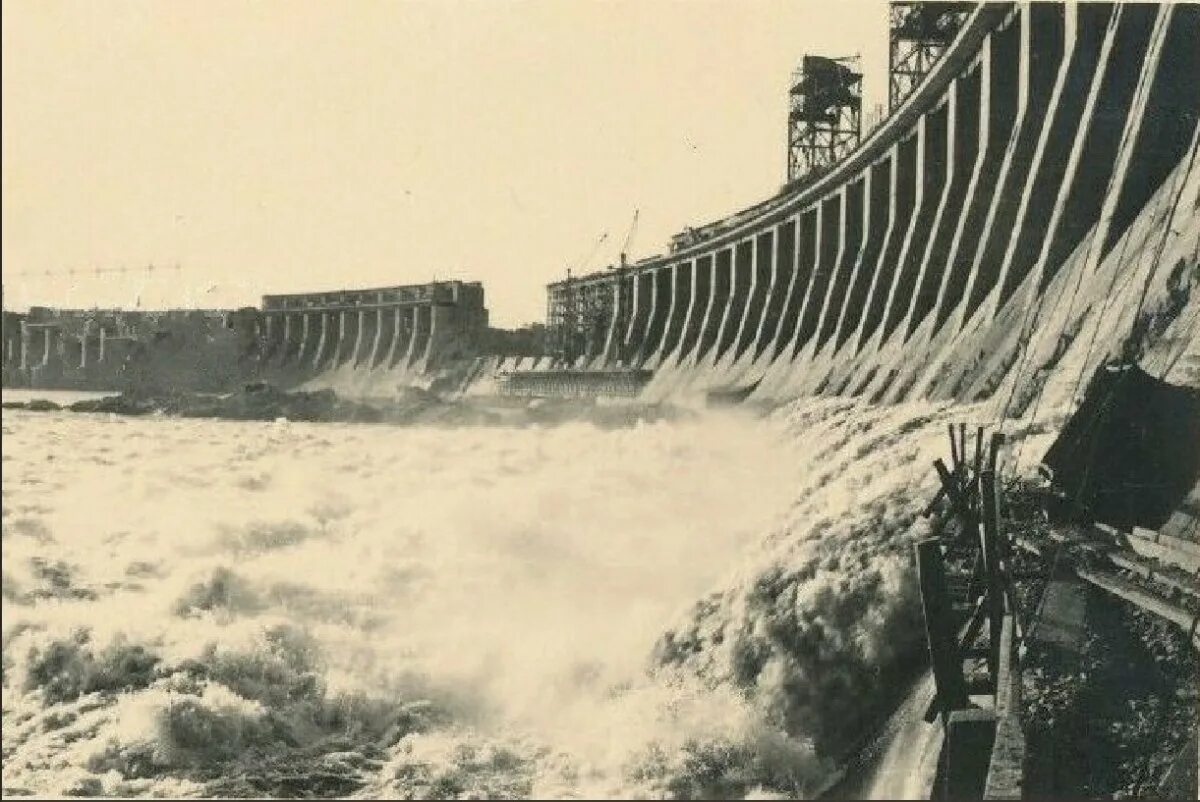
2, 1, 1198, 798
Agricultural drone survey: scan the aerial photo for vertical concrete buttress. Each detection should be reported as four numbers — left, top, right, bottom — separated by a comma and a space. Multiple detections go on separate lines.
19, 322, 31, 370
678, 255, 713, 364
349, 309, 368, 366
927, 36, 996, 339
42, 328, 56, 368
383, 307, 404, 368
659, 261, 693, 365
1027, 6, 1156, 296
622, 271, 653, 365
793, 194, 840, 357
755, 218, 797, 360
863, 118, 927, 356
980, 5, 1081, 323
641, 264, 676, 366
771, 211, 811, 360
364, 308, 384, 368
736, 230, 774, 360
311, 311, 329, 370
948, 6, 1037, 336
295, 312, 311, 366
813, 181, 860, 354
881, 102, 947, 346
825, 165, 875, 354
719, 238, 756, 363
406, 305, 430, 369
840, 153, 894, 353
1075, 6, 1175, 283
895, 75, 961, 344
598, 276, 624, 365
697, 248, 733, 363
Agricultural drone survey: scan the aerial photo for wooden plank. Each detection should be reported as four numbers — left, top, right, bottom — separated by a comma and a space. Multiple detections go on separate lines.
980, 469, 1005, 682
949, 423, 961, 473
993, 617, 1017, 717
1077, 568, 1200, 633
1158, 480, 1200, 545
985, 615, 1025, 800
1108, 551, 1200, 600
1127, 527, 1200, 573
966, 675, 996, 694
916, 538, 970, 725
1012, 535, 1043, 558
987, 432, 1005, 474
923, 600, 988, 723
958, 595, 989, 650
946, 709, 998, 800
935, 458, 972, 527
959, 423, 969, 478
1001, 577, 1026, 648
1034, 577, 1089, 653
974, 426, 985, 480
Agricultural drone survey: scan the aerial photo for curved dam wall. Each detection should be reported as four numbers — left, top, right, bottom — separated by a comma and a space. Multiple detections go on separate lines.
535, 2, 1200, 408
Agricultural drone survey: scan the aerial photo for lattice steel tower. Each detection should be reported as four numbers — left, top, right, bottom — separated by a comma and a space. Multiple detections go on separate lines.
787, 55, 863, 184
888, 2, 972, 110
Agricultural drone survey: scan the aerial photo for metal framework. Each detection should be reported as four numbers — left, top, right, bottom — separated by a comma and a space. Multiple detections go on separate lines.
787, 55, 863, 183
546, 271, 621, 365
888, 2, 973, 111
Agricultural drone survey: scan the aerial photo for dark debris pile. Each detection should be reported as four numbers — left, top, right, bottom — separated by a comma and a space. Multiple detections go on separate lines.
1002, 478, 1198, 798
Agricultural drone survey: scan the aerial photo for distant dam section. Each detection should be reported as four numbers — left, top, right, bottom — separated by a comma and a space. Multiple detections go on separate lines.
4, 3, 1199, 407
1, 280, 524, 397
0, 307, 254, 394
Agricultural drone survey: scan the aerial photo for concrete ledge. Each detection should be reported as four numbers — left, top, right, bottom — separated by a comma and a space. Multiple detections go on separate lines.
1077, 568, 1200, 651
1129, 526, 1200, 573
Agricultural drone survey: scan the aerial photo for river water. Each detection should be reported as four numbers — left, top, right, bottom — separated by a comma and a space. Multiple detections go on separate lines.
1, 393, 1050, 798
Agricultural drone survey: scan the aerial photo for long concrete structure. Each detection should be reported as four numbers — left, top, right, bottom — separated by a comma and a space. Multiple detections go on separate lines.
535, 3, 1200, 406
5, 3, 1198, 407
1, 308, 245, 391
258, 280, 487, 377
1, 281, 490, 393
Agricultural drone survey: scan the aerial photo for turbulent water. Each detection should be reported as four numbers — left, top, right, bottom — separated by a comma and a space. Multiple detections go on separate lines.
0, 394, 1060, 799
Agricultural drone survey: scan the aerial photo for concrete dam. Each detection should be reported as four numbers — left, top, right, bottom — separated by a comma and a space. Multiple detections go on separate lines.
533, 2, 1200, 407
3, 2, 1199, 409
3, 4, 1200, 799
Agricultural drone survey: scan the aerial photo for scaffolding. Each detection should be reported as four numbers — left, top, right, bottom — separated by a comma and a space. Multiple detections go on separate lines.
546, 270, 622, 365
787, 54, 863, 183
888, 2, 973, 111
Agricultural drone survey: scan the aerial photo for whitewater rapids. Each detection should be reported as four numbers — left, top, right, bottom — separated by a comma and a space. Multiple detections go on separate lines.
0, 394, 1060, 798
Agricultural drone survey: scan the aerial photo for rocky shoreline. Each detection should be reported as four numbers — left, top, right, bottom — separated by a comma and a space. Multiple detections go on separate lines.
1, 382, 696, 429
1004, 479, 1198, 798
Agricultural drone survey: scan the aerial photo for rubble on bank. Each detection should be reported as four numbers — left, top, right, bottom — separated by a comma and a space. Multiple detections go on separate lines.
1, 383, 695, 429
1003, 478, 1198, 799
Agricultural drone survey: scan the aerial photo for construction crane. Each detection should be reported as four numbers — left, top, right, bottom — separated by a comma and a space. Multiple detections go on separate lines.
574, 231, 609, 277
618, 209, 640, 268
6, 263, 184, 279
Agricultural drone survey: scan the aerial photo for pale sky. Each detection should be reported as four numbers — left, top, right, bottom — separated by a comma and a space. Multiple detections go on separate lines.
2, 0, 888, 327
